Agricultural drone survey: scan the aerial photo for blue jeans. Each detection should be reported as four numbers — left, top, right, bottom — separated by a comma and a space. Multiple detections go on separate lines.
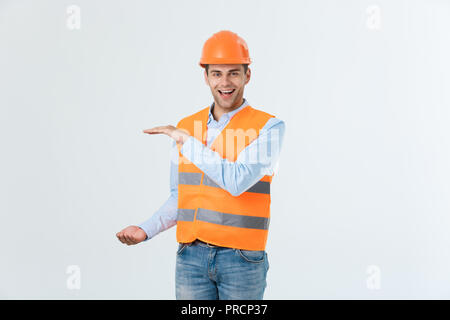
175, 240, 269, 300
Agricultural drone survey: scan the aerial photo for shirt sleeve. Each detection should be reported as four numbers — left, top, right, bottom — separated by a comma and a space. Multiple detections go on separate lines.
180, 118, 286, 197
137, 141, 179, 241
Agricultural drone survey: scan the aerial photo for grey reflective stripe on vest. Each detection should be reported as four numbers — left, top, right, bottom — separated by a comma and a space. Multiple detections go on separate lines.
179, 172, 270, 195
177, 208, 196, 221
246, 181, 270, 194
202, 175, 221, 188
196, 208, 269, 230
179, 172, 202, 185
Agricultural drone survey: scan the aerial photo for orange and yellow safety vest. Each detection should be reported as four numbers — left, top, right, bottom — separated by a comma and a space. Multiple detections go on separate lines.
176, 104, 275, 250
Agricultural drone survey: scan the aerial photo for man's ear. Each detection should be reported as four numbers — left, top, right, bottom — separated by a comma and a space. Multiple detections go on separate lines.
245, 67, 251, 85
204, 70, 209, 85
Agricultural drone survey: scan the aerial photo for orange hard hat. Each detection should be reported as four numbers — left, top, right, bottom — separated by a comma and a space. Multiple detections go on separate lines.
199, 30, 251, 68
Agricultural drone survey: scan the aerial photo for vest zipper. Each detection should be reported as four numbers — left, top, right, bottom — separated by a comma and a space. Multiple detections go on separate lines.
193, 172, 205, 222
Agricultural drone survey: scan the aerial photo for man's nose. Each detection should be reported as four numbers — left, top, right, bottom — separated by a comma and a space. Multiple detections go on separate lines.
219, 75, 233, 87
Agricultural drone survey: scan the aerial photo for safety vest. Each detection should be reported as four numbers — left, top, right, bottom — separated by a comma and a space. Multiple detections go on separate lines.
175, 104, 275, 251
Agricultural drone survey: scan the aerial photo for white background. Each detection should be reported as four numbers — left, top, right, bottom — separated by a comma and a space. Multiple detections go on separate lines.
1, 0, 449, 299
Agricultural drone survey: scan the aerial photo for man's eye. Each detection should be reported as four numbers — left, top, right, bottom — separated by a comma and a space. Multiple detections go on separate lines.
232, 72, 238, 76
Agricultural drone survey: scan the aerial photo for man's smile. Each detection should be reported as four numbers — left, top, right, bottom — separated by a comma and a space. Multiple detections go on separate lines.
218, 89, 235, 99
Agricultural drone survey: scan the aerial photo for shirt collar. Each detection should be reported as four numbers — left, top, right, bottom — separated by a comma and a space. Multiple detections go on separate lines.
208, 98, 249, 125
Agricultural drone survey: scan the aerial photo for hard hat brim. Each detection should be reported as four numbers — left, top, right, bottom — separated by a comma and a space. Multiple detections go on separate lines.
199, 58, 252, 68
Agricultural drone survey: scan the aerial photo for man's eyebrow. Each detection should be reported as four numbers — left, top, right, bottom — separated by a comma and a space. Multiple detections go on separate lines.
210, 69, 242, 73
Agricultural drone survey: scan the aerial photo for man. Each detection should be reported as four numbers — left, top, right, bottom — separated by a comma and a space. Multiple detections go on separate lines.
116, 30, 285, 300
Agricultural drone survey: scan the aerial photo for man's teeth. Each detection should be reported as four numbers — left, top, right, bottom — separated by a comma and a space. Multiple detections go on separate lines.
219, 89, 234, 94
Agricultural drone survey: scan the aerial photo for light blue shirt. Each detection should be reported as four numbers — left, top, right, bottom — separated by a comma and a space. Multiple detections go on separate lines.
138, 98, 286, 240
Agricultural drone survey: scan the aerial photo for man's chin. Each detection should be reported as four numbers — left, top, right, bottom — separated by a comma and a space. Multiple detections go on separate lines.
218, 97, 237, 108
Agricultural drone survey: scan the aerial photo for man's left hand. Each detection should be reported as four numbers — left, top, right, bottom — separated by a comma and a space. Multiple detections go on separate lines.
143, 125, 190, 144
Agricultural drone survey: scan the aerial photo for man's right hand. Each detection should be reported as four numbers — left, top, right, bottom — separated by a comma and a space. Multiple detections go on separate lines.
116, 226, 148, 245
